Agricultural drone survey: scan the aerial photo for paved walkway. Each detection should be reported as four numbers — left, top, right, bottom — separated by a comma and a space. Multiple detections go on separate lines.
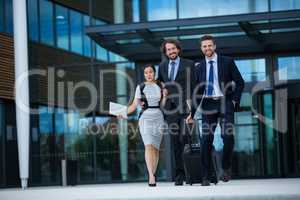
0, 178, 300, 200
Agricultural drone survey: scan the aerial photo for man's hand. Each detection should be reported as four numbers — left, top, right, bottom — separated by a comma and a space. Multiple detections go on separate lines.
232, 100, 240, 112
185, 114, 194, 124
232, 100, 236, 107
163, 88, 168, 97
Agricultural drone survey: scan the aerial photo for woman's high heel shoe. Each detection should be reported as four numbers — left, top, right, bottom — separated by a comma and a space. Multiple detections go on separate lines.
148, 175, 156, 187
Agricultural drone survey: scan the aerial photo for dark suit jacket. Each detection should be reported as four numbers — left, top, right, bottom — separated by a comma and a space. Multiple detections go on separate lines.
158, 57, 195, 115
191, 55, 245, 117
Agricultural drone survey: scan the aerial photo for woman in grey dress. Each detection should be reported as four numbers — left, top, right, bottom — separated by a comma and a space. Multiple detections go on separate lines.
121, 64, 167, 186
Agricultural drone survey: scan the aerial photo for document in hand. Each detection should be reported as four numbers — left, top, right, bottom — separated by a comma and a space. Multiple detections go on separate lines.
109, 102, 128, 119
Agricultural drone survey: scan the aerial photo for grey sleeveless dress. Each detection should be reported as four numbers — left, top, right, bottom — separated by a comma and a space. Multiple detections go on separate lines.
135, 83, 165, 150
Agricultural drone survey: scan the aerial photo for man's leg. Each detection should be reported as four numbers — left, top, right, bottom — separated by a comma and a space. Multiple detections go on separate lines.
166, 114, 184, 185
201, 99, 219, 186
220, 101, 235, 182
201, 112, 218, 185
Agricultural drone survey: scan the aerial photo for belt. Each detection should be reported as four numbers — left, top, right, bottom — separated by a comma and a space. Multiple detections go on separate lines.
147, 106, 160, 109
204, 96, 222, 101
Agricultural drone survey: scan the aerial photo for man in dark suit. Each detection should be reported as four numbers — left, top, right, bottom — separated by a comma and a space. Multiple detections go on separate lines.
187, 35, 244, 186
158, 39, 195, 186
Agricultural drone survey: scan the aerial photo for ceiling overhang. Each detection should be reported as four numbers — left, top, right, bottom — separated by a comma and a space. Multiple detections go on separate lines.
86, 10, 300, 62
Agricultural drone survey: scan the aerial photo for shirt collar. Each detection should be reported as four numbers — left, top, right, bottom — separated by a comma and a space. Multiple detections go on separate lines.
205, 53, 217, 64
169, 56, 180, 65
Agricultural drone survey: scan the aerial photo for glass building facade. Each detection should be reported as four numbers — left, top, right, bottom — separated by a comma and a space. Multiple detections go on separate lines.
0, 0, 300, 188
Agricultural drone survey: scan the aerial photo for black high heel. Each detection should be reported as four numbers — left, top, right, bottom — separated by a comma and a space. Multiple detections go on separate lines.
148, 175, 156, 187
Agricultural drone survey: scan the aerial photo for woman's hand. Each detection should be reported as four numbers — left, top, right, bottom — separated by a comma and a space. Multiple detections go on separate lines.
185, 114, 194, 124
117, 114, 125, 119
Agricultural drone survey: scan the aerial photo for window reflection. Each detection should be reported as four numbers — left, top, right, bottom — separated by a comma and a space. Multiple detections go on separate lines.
271, 0, 300, 11
179, 0, 268, 19
236, 58, 266, 82
39, 0, 54, 45
70, 10, 83, 54
147, 0, 176, 21
56, 5, 69, 50
278, 56, 300, 80
83, 15, 91, 57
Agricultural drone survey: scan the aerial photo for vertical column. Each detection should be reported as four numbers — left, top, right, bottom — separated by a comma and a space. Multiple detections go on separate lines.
113, 0, 128, 181
13, 0, 30, 189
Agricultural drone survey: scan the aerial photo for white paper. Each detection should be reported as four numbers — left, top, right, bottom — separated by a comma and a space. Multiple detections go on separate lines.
109, 102, 128, 119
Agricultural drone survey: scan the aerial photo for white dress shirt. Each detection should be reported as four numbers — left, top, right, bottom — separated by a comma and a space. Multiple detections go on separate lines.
205, 53, 223, 97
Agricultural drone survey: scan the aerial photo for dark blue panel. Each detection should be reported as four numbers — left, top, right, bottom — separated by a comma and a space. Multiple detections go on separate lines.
83, 15, 91, 57
0, 0, 4, 32
27, 0, 39, 41
39, 0, 54, 45
4, 0, 13, 34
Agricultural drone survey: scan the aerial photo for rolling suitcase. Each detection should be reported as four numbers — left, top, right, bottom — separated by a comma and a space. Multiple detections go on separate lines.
67, 160, 78, 186
183, 123, 219, 185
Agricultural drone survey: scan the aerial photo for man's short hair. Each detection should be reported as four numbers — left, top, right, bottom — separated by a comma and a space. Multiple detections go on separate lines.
160, 39, 182, 55
199, 35, 216, 45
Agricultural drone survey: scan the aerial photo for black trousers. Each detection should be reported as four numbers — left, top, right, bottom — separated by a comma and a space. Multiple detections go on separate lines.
165, 112, 188, 181
201, 98, 235, 179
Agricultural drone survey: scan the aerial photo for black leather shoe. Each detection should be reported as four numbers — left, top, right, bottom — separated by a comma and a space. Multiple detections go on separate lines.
221, 169, 231, 182
174, 174, 184, 186
201, 179, 210, 186
174, 179, 183, 186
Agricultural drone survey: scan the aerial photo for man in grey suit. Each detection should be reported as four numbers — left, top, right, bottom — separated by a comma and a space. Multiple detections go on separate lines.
158, 39, 195, 186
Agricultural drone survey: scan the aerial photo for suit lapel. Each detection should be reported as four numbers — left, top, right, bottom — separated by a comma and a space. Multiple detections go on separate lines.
162, 61, 169, 81
217, 56, 223, 87
201, 60, 206, 83
174, 59, 184, 81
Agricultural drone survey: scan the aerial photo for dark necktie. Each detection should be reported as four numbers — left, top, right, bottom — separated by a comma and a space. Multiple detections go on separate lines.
207, 60, 214, 96
169, 61, 176, 81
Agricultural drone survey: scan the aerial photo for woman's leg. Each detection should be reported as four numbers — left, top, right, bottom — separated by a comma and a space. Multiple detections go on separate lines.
145, 145, 155, 184
152, 146, 160, 176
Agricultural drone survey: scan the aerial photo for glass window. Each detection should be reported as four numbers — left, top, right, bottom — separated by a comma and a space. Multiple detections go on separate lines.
109, 51, 127, 62
28, 0, 39, 41
147, 0, 176, 21
94, 19, 108, 61
96, 44, 108, 61
56, 5, 69, 50
278, 56, 300, 80
263, 93, 275, 175
233, 111, 261, 176
4, 0, 13, 34
83, 15, 91, 57
132, 0, 140, 22
235, 58, 266, 82
0, 0, 4, 33
39, 106, 53, 134
179, 0, 268, 19
240, 92, 252, 107
39, 0, 54, 45
271, 0, 300, 11
54, 108, 67, 135
70, 10, 83, 54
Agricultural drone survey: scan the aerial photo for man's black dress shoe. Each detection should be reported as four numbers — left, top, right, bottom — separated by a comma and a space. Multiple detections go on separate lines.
201, 178, 210, 186
174, 179, 183, 186
221, 169, 231, 182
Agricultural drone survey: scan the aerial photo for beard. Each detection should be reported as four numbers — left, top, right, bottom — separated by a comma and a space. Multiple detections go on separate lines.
205, 50, 214, 57
168, 53, 178, 60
